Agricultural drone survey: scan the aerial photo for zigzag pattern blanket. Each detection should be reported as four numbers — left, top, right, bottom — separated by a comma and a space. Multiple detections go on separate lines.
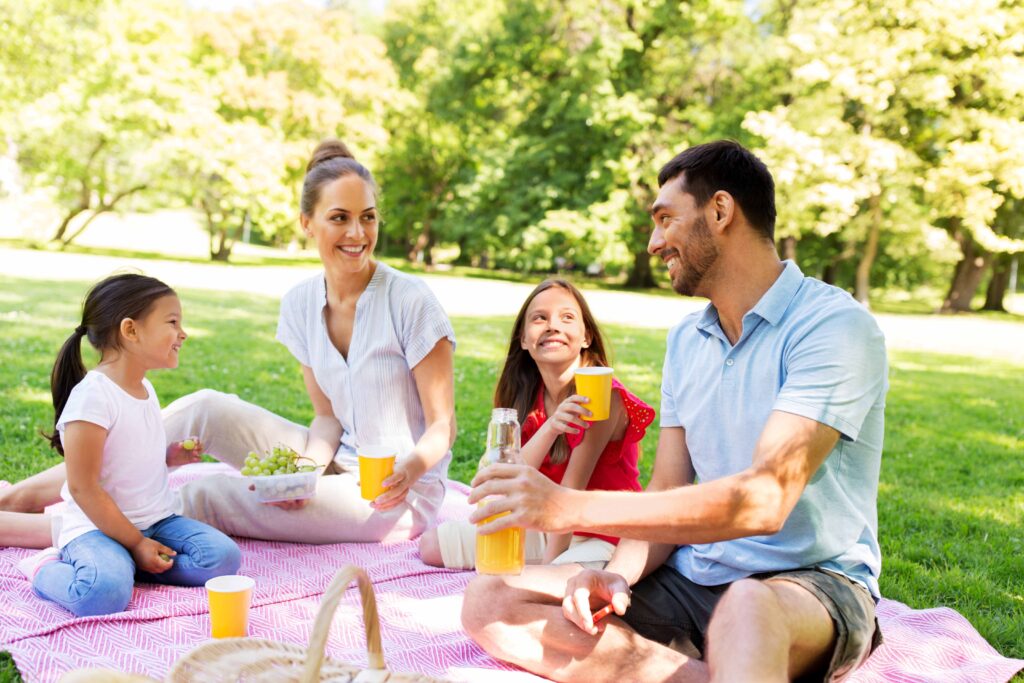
1, 464, 1021, 682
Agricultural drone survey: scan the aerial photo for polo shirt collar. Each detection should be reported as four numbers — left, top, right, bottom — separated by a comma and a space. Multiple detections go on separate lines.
694, 259, 803, 336
750, 260, 804, 326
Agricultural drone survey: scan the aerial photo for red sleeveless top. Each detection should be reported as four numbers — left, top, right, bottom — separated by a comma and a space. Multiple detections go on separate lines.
523, 378, 655, 545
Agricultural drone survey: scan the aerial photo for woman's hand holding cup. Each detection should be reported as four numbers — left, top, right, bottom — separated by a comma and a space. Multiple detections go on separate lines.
370, 457, 422, 511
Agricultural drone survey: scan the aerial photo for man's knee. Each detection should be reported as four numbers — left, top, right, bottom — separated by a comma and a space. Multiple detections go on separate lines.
461, 574, 516, 639
713, 578, 780, 623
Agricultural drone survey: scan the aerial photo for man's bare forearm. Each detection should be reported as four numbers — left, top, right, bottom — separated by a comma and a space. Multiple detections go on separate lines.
562, 469, 786, 545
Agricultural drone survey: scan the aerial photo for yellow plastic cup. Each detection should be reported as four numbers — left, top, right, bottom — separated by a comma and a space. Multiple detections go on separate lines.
574, 367, 614, 421
358, 445, 397, 501
205, 575, 254, 639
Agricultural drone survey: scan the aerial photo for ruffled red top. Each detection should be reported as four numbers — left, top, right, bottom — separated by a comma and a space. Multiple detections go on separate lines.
523, 378, 655, 545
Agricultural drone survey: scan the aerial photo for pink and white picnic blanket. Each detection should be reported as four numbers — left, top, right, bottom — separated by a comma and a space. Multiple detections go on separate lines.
1, 464, 1021, 682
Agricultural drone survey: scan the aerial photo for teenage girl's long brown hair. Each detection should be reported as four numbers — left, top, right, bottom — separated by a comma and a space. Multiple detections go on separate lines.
493, 279, 610, 465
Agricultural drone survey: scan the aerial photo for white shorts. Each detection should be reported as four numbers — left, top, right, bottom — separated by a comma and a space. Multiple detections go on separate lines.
435, 519, 615, 570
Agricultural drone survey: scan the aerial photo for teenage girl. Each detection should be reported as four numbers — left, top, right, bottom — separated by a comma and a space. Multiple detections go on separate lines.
419, 278, 654, 569
18, 274, 241, 616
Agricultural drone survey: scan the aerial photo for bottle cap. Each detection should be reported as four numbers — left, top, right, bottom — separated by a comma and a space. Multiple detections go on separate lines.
491, 407, 517, 422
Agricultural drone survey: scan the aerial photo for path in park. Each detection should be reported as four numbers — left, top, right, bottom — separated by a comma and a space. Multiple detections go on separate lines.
2, 247, 1022, 364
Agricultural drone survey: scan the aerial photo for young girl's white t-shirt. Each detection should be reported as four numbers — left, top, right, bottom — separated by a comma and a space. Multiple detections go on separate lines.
54, 370, 175, 548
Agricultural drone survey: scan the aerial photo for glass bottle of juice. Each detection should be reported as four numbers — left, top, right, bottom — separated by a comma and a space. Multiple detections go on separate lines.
475, 407, 526, 575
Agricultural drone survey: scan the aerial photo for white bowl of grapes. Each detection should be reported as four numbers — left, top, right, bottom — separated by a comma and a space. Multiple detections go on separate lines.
241, 445, 318, 503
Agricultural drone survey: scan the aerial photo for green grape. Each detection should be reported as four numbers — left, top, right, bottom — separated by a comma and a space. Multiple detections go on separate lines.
244, 444, 308, 478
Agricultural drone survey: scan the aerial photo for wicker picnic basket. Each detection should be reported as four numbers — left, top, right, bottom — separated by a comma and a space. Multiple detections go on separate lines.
166, 565, 449, 682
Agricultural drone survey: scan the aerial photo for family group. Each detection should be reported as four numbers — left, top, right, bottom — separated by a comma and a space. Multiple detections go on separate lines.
0, 139, 888, 683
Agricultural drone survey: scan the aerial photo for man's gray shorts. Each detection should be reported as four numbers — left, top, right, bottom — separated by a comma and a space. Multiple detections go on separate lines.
621, 564, 882, 682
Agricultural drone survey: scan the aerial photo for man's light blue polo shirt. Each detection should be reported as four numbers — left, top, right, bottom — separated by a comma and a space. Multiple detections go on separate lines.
661, 260, 888, 598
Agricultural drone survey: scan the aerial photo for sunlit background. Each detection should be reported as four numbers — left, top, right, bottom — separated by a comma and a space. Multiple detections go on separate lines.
0, 0, 1021, 312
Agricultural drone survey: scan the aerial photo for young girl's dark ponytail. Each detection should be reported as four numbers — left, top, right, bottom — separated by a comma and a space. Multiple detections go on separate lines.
46, 274, 175, 455
48, 326, 90, 454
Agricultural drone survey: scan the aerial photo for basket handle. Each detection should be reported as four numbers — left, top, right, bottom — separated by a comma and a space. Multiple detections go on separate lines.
301, 565, 386, 683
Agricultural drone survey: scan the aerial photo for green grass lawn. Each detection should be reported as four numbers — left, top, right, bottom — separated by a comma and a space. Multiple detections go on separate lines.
0, 274, 1021, 680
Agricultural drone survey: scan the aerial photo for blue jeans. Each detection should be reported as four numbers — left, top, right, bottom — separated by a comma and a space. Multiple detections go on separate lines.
33, 514, 241, 617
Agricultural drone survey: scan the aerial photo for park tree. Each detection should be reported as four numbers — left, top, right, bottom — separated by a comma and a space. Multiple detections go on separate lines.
745, 0, 1024, 309
382, 0, 766, 284
12, 0, 193, 246
378, 0, 488, 264
184, 1, 398, 260
0, 0, 102, 124
166, 114, 294, 261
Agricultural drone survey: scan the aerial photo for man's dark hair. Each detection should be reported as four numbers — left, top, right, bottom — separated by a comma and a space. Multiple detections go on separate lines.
658, 140, 777, 241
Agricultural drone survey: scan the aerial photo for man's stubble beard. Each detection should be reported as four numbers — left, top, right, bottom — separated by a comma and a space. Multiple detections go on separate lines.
670, 214, 719, 298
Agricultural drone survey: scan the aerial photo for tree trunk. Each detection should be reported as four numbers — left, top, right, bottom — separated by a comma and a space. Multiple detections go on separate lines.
61, 209, 103, 247
423, 231, 435, 266
51, 139, 107, 244
408, 221, 431, 264
210, 228, 233, 261
822, 262, 838, 285
50, 206, 88, 245
208, 209, 245, 262
981, 254, 1012, 312
60, 184, 146, 248
453, 234, 473, 265
59, 183, 148, 247
941, 228, 991, 312
625, 218, 655, 288
779, 236, 798, 263
854, 195, 882, 306
625, 247, 655, 288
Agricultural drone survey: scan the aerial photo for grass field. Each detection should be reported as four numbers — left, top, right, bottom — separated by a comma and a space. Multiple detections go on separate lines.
0, 274, 1021, 681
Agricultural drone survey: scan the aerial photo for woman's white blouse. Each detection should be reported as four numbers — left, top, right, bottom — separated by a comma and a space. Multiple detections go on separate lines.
276, 263, 456, 483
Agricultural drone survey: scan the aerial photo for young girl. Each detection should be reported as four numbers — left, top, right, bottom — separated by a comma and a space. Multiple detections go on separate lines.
419, 279, 654, 569
18, 274, 241, 617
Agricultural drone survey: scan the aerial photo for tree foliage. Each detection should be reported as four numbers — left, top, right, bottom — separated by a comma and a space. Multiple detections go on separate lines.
12, 0, 191, 245
2, 0, 1021, 307
745, 0, 1024, 308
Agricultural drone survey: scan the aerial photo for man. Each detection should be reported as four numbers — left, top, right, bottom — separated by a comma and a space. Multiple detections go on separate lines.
462, 140, 887, 682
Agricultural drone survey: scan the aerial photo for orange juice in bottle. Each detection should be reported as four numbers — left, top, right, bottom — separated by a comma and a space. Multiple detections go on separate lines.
476, 408, 525, 575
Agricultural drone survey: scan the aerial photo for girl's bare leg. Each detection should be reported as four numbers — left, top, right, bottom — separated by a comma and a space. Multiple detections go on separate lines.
0, 511, 53, 548
0, 464, 66, 513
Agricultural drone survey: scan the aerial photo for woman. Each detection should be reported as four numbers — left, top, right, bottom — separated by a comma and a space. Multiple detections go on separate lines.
1, 140, 456, 546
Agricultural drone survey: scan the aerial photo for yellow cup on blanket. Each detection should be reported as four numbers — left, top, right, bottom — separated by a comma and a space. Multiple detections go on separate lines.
358, 445, 396, 501
205, 575, 254, 639
574, 367, 614, 421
